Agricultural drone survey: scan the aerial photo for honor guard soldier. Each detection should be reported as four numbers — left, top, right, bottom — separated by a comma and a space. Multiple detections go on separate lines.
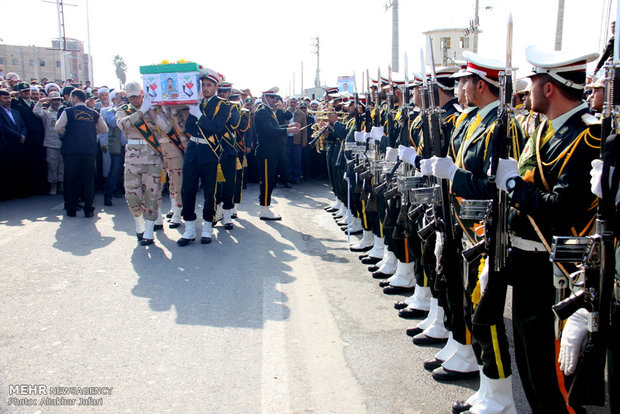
254, 87, 300, 220
426, 52, 524, 412
215, 80, 240, 230
232, 89, 251, 217
177, 68, 231, 246
116, 82, 168, 245
491, 46, 601, 414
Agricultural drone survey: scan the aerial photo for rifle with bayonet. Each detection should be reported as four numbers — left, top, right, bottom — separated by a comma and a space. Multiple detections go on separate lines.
415, 37, 458, 290
547, 39, 619, 407
470, 15, 514, 325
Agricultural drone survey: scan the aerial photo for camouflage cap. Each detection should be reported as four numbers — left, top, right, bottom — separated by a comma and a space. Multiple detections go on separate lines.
48, 91, 62, 100
125, 81, 142, 97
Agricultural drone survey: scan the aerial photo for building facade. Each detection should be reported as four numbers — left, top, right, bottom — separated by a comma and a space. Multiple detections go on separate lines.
422, 28, 475, 67
0, 38, 90, 83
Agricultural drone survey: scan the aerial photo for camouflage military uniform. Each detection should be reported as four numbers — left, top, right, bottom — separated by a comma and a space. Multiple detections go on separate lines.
116, 106, 167, 221
159, 107, 189, 209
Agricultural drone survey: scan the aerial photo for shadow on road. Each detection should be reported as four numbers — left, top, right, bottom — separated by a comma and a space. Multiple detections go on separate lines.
53, 214, 115, 256
130, 218, 296, 328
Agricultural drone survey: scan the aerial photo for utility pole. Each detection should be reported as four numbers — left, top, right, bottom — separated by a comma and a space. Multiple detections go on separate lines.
43, 0, 77, 81
385, 0, 399, 72
554, 0, 565, 51
313, 37, 320, 97
86, 0, 93, 83
473, 0, 479, 53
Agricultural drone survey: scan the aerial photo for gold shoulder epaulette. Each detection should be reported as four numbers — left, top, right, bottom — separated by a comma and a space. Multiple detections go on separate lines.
581, 113, 601, 126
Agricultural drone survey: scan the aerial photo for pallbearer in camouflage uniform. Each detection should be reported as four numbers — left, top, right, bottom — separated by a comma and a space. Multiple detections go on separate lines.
116, 82, 167, 245
159, 105, 189, 229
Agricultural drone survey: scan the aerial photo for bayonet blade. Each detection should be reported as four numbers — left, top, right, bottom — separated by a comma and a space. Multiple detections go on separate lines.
427, 35, 437, 82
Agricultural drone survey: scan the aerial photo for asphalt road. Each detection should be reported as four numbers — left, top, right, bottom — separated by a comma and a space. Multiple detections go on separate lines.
0, 180, 608, 413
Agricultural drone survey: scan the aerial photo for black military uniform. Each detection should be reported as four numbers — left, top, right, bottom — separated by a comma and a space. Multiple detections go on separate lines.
254, 92, 289, 214
501, 47, 601, 413
180, 80, 231, 237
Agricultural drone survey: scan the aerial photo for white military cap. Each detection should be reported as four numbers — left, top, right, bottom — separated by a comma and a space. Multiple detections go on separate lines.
525, 46, 599, 90
262, 86, 279, 96
452, 51, 506, 87
514, 78, 531, 94
199, 67, 221, 85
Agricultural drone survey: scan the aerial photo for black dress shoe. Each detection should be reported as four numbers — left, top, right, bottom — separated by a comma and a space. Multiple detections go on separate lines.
104, 199, 113, 206
399, 307, 430, 319
350, 245, 372, 252
166, 211, 174, 218
383, 285, 416, 294
413, 333, 448, 346
325, 207, 338, 212
177, 237, 194, 246
224, 223, 233, 230
231, 213, 237, 219
361, 256, 381, 265
368, 265, 380, 272
200, 236, 212, 244
66, 211, 77, 217
136, 232, 144, 241
394, 301, 408, 310
432, 367, 479, 382
141, 238, 154, 246
372, 271, 393, 279
169, 222, 181, 229
423, 358, 444, 372
84, 211, 94, 218
452, 401, 472, 414
346, 229, 363, 235
406, 327, 423, 337
358, 254, 368, 260
154, 224, 164, 231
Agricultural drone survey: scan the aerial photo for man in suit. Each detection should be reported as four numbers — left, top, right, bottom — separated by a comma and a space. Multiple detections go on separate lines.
285, 97, 307, 184
11, 82, 47, 195
0, 88, 26, 200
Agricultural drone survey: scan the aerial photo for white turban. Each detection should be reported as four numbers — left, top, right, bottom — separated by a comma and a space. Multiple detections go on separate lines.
98, 87, 110, 95
44, 83, 61, 95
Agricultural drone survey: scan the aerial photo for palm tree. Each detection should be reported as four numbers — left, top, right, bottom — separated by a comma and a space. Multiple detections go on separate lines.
113, 55, 127, 89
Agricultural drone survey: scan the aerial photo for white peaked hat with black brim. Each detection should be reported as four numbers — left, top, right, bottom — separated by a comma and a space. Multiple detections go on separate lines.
451, 51, 506, 87
199, 67, 221, 86
262, 87, 279, 96
525, 46, 599, 90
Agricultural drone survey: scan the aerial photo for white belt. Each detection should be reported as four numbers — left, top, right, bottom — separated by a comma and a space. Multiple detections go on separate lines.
510, 234, 546, 253
127, 139, 147, 145
190, 136, 209, 145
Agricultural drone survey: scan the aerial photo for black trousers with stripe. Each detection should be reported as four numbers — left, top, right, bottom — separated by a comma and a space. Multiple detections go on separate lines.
257, 155, 278, 206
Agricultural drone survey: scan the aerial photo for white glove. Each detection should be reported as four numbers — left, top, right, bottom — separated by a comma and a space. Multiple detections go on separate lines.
398, 145, 417, 166
434, 231, 444, 270
431, 156, 458, 181
343, 172, 348, 181
370, 126, 384, 143
188, 104, 202, 118
559, 308, 589, 376
590, 159, 619, 204
139, 95, 153, 113
385, 147, 398, 162
479, 258, 489, 293
364, 132, 372, 142
420, 158, 433, 176
495, 158, 520, 192
354, 131, 366, 143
